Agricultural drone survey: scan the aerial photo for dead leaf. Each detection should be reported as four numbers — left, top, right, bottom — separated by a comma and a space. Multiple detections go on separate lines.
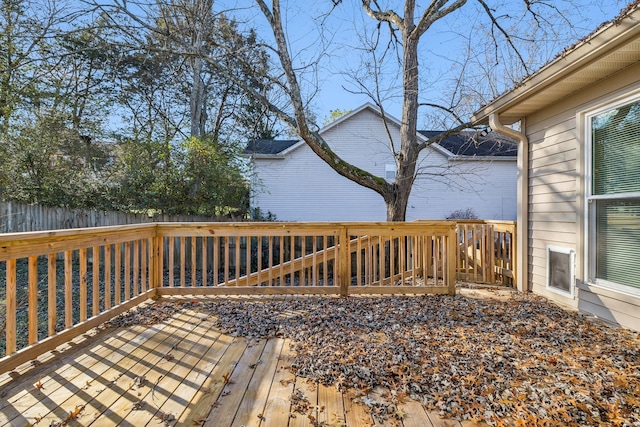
65, 404, 85, 422
222, 372, 232, 384
135, 375, 145, 387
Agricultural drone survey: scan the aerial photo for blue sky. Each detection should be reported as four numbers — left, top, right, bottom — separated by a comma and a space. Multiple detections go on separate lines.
221, 0, 631, 125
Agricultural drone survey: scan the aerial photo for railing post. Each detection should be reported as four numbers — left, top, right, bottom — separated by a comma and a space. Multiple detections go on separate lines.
339, 225, 349, 297
488, 224, 496, 283
447, 226, 457, 295
6, 259, 17, 355
150, 229, 163, 291
511, 224, 518, 289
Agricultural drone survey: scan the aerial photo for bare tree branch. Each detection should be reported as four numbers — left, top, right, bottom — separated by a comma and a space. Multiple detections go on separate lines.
361, 0, 405, 31
476, 0, 530, 75
418, 102, 468, 127
413, 0, 467, 39
251, 0, 390, 195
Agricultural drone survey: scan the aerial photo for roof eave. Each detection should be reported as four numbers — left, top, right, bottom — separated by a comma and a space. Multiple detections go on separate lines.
248, 154, 286, 160
450, 155, 516, 162
472, 5, 640, 125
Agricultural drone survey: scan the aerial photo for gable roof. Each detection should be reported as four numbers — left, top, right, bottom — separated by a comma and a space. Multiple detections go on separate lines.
418, 131, 517, 157
245, 103, 516, 159
245, 131, 516, 159
472, 1, 640, 124
244, 139, 299, 157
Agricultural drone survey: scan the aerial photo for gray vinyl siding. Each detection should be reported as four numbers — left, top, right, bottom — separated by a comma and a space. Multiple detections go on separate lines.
524, 62, 640, 330
526, 112, 579, 306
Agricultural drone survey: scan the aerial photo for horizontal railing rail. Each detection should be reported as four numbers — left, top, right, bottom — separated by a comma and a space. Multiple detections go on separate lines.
0, 220, 513, 374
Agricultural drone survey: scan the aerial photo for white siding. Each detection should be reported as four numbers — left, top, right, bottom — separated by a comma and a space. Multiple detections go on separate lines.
408, 158, 516, 220
250, 107, 517, 222
251, 144, 385, 221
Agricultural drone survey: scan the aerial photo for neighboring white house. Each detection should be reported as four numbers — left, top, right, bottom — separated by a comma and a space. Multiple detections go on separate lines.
472, 2, 640, 330
245, 104, 517, 222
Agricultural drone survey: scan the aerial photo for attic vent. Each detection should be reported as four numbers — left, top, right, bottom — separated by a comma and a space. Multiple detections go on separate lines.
546, 246, 575, 298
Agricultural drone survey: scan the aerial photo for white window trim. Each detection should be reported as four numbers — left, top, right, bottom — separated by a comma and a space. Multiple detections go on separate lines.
545, 245, 575, 298
384, 163, 396, 181
583, 91, 640, 298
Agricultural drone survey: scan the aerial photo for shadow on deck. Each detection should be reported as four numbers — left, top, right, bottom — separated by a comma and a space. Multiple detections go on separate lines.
0, 294, 489, 427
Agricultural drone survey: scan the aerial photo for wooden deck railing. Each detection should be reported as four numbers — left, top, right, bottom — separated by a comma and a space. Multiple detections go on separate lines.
0, 220, 513, 374
455, 220, 516, 286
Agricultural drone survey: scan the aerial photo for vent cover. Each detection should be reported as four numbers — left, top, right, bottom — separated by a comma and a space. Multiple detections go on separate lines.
546, 246, 575, 298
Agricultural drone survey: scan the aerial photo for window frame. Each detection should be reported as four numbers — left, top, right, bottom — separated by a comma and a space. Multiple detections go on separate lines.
584, 92, 640, 297
384, 163, 396, 182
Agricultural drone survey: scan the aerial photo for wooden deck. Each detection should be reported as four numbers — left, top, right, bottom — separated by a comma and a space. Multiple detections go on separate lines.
0, 296, 481, 427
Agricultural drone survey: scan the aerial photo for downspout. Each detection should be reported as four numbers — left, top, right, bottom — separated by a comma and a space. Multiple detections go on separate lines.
489, 114, 529, 293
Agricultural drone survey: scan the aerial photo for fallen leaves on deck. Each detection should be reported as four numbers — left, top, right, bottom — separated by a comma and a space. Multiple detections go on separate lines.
200, 293, 640, 426
103, 300, 194, 327
105, 293, 640, 426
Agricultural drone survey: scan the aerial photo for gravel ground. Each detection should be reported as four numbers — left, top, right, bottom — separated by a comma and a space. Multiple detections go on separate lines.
106, 292, 640, 426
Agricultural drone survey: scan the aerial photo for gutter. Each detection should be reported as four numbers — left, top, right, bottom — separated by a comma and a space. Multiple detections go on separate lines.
246, 154, 286, 160
449, 156, 516, 162
489, 114, 528, 293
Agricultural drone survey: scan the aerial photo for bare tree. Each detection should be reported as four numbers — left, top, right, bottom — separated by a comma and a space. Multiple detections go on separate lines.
240, 0, 527, 220
91, 0, 619, 220
247, 0, 622, 220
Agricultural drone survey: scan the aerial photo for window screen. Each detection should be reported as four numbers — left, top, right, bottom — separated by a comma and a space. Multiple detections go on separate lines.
595, 199, 640, 289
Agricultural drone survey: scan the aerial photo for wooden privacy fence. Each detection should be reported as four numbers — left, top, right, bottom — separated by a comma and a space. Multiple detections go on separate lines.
0, 200, 223, 233
0, 221, 461, 373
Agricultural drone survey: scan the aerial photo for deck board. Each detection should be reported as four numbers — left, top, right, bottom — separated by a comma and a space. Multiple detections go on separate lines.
0, 296, 484, 427
343, 389, 375, 427
288, 377, 318, 427
399, 401, 435, 427
202, 338, 268, 426
75, 311, 203, 425
176, 335, 248, 424
317, 383, 346, 426
258, 339, 296, 427
141, 320, 228, 425
230, 338, 284, 427
111, 312, 222, 426
1, 323, 165, 426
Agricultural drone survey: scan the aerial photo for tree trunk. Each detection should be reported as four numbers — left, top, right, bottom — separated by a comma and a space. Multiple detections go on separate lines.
190, 56, 206, 138
385, 181, 410, 221
387, 16, 421, 221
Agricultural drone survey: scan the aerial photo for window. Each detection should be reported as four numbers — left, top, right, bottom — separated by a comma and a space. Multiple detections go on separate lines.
586, 97, 640, 293
385, 163, 396, 181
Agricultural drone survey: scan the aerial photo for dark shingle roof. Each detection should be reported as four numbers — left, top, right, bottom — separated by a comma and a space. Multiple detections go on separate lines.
245, 132, 517, 158
244, 139, 299, 155
418, 130, 517, 157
